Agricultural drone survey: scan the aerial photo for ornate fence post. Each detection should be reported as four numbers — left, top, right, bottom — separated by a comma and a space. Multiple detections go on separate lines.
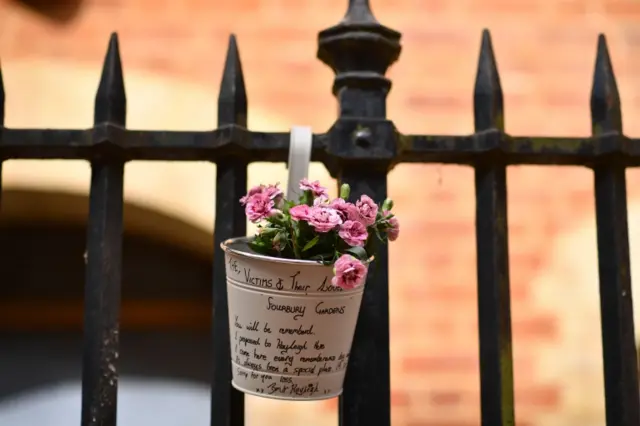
317, 1, 401, 425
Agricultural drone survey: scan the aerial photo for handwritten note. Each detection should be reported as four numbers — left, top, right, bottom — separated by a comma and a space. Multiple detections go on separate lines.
225, 252, 364, 400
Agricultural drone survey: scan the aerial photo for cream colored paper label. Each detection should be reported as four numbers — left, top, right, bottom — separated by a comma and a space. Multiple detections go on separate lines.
225, 250, 365, 401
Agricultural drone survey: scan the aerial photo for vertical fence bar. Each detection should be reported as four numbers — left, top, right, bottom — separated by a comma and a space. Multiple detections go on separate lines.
473, 30, 515, 426
318, 1, 401, 425
0, 64, 4, 211
590, 34, 640, 426
81, 33, 126, 426
211, 34, 247, 426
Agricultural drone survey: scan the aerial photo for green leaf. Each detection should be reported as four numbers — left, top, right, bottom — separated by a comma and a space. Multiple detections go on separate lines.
309, 253, 334, 265
259, 226, 279, 236
292, 221, 301, 239
309, 252, 333, 262
266, 216, 284, 226
345, 246, 369, 261
302, 190, 313, 206
248, 241, 273, 256
302, 235, 320, 252
282, 200, 296, 214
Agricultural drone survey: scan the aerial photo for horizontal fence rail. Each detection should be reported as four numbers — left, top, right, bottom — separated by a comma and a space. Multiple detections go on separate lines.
0, 0, 639, 425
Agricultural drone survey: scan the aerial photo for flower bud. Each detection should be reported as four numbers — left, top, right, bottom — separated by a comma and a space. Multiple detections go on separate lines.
382, 198, 394, 211
339, 183, 351, 200
268, 209, 284, 219
258, 226, 278, 235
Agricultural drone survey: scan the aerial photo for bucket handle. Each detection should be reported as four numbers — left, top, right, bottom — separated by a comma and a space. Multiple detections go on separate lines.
286, 126, 313, 201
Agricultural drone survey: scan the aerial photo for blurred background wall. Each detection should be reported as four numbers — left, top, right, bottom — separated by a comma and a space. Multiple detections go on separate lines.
2, 0, 640, 425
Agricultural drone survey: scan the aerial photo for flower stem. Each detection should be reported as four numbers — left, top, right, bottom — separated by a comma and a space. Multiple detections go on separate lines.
290, 222, 301, 258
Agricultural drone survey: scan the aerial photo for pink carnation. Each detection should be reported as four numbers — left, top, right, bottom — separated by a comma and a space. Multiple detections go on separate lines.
332, 254, 368, 290
239, 185, 264, 206
384, 210, 400, 241
289, 204, 312, 221
351, 195, 378, 226
330, 198, 358, 221
240, 184, 283, 206
300, 178, 328, 198
264, 184, 283, 200
308, 206, 343, 233
339, 220, 368, 247
314, 195, 330, 206
245, 193, 276, 223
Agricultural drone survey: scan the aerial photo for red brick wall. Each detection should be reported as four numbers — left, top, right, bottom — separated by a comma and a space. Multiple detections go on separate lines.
3, 0, 640, 424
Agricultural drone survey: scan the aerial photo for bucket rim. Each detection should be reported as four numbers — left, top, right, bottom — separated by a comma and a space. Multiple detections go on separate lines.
220, 236, 374, 266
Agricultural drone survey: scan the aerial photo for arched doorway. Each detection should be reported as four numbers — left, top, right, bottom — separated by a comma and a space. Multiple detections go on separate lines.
0, 190, 213, 425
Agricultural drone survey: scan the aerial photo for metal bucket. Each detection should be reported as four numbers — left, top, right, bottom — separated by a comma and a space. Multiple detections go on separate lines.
221, 237, 365, 401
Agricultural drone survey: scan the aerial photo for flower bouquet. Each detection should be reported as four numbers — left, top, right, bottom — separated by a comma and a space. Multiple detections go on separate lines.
241, 178, 399, 289
221, 178, 399, 401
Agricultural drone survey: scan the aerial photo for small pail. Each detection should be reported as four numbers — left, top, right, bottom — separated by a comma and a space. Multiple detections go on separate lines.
221, 237, 366, 401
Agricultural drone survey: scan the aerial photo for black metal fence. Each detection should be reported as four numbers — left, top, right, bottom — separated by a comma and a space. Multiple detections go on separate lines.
1, 0, 639, 425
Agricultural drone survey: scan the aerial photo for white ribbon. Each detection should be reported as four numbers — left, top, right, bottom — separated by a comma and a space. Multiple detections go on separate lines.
286, 126, 313, 201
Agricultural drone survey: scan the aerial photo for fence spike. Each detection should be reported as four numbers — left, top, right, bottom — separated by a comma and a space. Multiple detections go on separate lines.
0, 61, 4, 125
218, 34, 247, 127
474, 29, 503, 131
342, 0, 378, 23
0, 60, 3, 212
95, 32, 126, 126
212, 32, 249, 426
591, 34, 621, 134
590, 32, 640, 426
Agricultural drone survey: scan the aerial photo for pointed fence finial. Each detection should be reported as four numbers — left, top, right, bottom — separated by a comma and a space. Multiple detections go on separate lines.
95, 32, 126, 126
342, 0, 378, 24
590, 34, 622, 135
218, 34, 247, 127
0, 61, 4, 126
474, 29, 503, 131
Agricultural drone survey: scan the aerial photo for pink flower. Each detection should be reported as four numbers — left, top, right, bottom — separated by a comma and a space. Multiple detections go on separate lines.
384, 210, 399, 241
339, 220, 368, 247
289, 204, 312, 221
240, 185, 264, 205
332, 254, 368, 290
239, 184, 283, 206
300, 178, 328, 198
314, 195, 330, 206
351, 195, 378, 226
264, 184, 283, 201
330, 198, 358, 221
308, 206, 343, 233
245, 193, 276, 223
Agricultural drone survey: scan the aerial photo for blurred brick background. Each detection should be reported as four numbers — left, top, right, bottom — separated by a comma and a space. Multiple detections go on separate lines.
3, 0, 640, 425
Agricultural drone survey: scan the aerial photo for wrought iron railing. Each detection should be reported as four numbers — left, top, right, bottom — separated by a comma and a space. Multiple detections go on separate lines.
1, 0, 639, 425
